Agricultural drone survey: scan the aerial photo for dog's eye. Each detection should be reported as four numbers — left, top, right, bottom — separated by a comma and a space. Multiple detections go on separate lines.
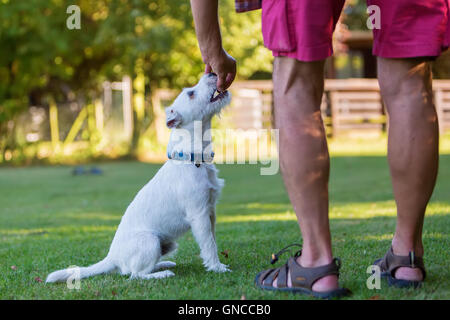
187, 90, 195, 99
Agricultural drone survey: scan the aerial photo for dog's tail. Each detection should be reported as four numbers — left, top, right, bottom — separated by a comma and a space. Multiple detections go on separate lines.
46, 258, 115, 283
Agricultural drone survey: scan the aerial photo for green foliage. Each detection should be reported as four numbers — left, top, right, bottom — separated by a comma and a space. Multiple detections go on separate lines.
0, 0, 272, 155
342, 0, 369, 31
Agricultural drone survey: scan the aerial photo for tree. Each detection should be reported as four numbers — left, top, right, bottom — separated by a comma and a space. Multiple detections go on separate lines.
0, 0, 272, 159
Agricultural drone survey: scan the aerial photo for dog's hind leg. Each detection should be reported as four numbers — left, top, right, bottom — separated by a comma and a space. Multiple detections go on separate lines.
127, 232, 166, 279
133, 270, 175, 280
149, 240, 177, 271
153, 261, 176, 272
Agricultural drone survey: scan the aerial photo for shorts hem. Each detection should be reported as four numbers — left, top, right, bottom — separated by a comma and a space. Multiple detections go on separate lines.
373, 42, 444, 59
271, 43, 333, 62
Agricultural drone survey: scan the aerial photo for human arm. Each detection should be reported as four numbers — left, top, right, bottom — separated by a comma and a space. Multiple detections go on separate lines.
190, 0, 236, 91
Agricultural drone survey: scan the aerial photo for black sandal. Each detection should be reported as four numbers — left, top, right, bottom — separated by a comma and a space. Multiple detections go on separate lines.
255, 244, 351, 299
373, 247, 426, 288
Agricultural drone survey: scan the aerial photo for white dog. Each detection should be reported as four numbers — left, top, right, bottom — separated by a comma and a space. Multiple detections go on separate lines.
46, 73, 231, 282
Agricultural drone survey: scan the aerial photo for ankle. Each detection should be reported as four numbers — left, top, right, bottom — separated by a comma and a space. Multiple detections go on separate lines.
296, 251, 339, 292
392, 236, 424, 257
297, 248, 333, 267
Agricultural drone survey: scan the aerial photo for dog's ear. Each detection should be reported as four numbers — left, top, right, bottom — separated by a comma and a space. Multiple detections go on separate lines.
166, 110, 182, 128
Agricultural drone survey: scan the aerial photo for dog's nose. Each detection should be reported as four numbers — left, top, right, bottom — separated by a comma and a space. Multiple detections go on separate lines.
208, 73, 217, 78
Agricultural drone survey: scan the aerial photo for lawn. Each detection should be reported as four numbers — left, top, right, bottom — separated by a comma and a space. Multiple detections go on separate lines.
0, 153, 449, 299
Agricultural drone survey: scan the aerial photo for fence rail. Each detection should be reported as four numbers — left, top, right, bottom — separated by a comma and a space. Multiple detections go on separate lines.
8, 78, 450, 162
209, 79, 450, 136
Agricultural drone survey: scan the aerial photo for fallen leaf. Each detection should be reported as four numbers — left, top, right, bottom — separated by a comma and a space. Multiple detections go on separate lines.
34, 277, 43, 283
369, 295, 381, 300
240, 295, 246, 300
11, 266, 17, 270
95, 291, 100, 297
221, 250, 229, 259
112, 290, 117, 296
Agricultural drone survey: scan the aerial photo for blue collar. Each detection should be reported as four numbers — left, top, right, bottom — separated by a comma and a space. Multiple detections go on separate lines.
167, 151, 215, 164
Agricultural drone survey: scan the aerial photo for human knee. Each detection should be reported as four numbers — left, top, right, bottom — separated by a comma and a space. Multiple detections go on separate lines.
273, 57, 325, 99
378, 58, 432, 102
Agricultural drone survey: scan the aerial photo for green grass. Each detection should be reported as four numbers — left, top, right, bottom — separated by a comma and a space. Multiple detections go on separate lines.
0, 155, 449, 299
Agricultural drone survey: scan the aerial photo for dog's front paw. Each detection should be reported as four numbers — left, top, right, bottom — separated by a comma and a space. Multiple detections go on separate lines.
207, 263, 231, 273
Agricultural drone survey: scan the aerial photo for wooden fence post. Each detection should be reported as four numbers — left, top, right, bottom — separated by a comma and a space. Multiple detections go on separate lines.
122, 75, 133, 142
49, 98, 60, 152
329, 91, 339, 137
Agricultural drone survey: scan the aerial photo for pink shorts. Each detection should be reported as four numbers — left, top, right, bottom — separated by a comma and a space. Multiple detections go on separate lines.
262, 0, 450, 61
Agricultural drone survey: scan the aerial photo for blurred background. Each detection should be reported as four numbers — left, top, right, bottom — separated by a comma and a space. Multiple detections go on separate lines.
1, 0, 450, 166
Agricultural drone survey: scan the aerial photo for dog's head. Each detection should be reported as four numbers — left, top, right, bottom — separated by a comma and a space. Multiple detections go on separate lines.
165, 73, 231, 129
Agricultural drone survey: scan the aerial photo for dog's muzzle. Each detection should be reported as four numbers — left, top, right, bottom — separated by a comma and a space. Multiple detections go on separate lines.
210, 90, 228, 103
166, 110, 182, 128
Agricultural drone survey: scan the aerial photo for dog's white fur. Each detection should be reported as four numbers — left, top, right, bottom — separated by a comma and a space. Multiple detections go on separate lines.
46, 74, 231, 282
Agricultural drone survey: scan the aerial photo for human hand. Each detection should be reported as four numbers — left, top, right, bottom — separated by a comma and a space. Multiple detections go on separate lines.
204, 49, 236, 92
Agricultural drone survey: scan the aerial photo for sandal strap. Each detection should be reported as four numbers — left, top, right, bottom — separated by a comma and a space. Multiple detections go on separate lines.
378, 247, 426, 279
277, 264, 289, 288
262, 268, 280, 286
288, 257, 341, 290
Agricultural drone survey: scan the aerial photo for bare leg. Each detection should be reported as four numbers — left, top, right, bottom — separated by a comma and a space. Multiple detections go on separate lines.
272, 56, 337, 292
378, 57, 439, 281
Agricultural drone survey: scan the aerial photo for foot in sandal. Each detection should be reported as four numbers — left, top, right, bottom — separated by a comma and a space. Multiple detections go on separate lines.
255, 244, 351, 299
373, 246, 426, 288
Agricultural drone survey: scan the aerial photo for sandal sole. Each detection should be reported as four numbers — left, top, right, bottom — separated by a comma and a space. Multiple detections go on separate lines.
254, 271, 351, 299
387, 275, 423, 289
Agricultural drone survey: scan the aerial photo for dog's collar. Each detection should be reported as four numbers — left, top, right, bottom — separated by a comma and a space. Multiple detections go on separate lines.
167, 151, 215, 167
